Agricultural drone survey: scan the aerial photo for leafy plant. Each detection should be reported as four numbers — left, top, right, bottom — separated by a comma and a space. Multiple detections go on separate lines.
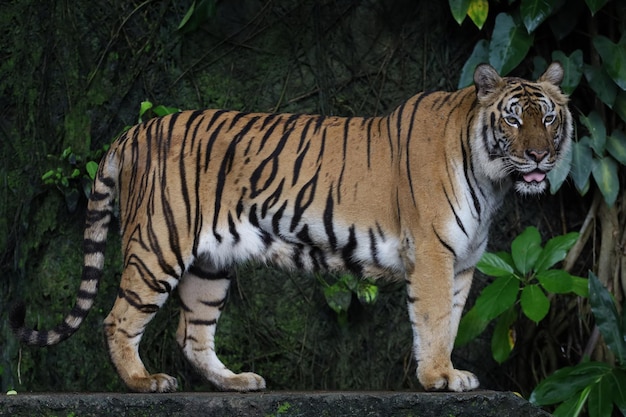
41, 101, 180, 211
136, 101, 181, 124
530, 272, 626, 417
41, 145, 108, 212
456, 227, 586, 363
317, 273, 379, 326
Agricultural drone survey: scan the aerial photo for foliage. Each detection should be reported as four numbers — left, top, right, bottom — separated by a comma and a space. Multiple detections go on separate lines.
317, 273, 379, 327
530, 272, 626, 417
41, 146, 107, 212
40, 101, 179, 211
136, 101, 181, 124
456, 227, 584, 363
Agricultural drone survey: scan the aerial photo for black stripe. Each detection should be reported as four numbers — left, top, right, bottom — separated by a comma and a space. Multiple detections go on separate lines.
323, 188, 337, 251
368, 228, 382, 268
188, 264, 230, 280
89, 190, 110, 201
272, 201, 288, 236
341, 225, 362, 276
200, 298, 226, 308
261, 178, 284, 218
433, 226, 456, 258
227, 212, 240, 243
365, 117, 374, 169
120, 288, 160, 314
83, 238, 106, 254
404, 91, 436, 207
292, 139, 311, 186
290, 169, 319, 232
461, 121, 482, 220
180, 111, 206, 232
99, 176, 116, 189
443, 187, 468, 237
189, 319, 217, 326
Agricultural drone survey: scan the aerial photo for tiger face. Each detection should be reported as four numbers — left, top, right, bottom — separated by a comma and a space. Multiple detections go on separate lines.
473, 62, 573, 195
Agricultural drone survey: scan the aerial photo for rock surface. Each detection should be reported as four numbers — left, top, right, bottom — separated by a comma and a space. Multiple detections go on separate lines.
0, 391, 550, 417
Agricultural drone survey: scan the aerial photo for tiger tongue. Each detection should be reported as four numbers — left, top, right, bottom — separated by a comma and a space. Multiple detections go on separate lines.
523, 170, 546, 183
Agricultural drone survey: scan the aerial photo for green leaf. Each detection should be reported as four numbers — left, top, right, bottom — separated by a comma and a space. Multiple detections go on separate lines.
548, 139, 572, 194
611, 369, 626, 414
178, 0, 217, 34
473, 275, 520, 320
477, 252, 516, 277
85, 161, 99, 180
139, 101, 153, 122
456, 275, 520, 346
551, 50, 583, 95
552, 392, 588, 417
587, 376, 613, 417
521, 0, 555, 33
585, 0, 609, 16
41, 170, 56, 182
534, 232, 579, 272
593, 36, 626, 90
584, 64, 618, 108
615, 91, 626, 124
153, 105, 181, 117
511, 226, 542, 275
356, 282, 379, 305
548, 0, 583, 41
491, 306, 517, 363
520, 284, 550, 323
554, 386, 593, 417
580, 111, 607, 155
606, 130, 626, 166
571, 275, 590, 297
467, 0, 489, 29
489, 13, 534, 76
589, 271, 626, 364
178, 0, 197, 30
449, 0, 471, 25
530, 361, 612, 405
323, 283, 352, 314
456, 307, 489, 346
591, 156, 619, 206
537, 269, 574, 294
459, 40, 490, 89
570, 137, 593, 194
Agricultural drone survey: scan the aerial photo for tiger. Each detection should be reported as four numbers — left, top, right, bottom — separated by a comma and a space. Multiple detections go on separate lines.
10, 62, 572, 393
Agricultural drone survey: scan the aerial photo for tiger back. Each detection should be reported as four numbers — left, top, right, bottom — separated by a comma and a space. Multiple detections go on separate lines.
10, 62, 572, 393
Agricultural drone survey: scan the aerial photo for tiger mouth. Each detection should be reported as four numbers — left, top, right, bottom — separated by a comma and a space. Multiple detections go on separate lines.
519, 169, 546, 184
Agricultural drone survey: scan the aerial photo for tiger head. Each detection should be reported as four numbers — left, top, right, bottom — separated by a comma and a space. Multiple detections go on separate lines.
472, 62, 573, 195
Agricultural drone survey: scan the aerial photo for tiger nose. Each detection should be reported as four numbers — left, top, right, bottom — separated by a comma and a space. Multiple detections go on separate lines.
526, 149, 548, 162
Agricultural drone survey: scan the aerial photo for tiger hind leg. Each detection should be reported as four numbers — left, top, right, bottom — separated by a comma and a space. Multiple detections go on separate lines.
176, 265, 266, 391
103, 260, 180, 392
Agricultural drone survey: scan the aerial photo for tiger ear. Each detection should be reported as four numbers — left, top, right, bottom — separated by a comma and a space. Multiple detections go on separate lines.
473, 64, 503, 100
537, 62, 564, 86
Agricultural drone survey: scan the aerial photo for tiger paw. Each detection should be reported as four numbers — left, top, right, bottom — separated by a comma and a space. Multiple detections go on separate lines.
127, 373, 179, 393
418, 368, 479, 392
214, 372, 266, 392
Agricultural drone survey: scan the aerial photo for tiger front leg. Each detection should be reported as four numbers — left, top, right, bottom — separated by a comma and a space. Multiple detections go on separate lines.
406, 251, 479, 392
176, 266, 266, 391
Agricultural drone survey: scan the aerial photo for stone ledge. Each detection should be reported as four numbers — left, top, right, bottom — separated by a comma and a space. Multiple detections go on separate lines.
0, 391, 550, 417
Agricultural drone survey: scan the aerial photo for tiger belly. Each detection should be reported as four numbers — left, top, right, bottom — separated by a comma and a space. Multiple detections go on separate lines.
195, 212, 407, 280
